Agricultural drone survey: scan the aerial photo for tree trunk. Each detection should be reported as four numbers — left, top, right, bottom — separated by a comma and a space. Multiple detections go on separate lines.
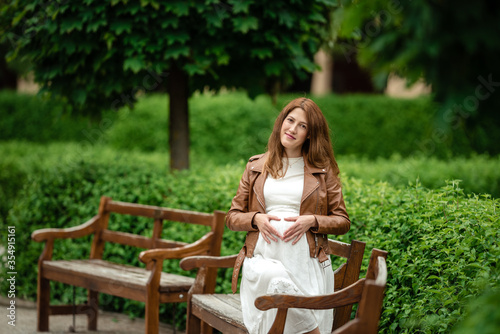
310, 49, 333, 96
168, 67, 190, 170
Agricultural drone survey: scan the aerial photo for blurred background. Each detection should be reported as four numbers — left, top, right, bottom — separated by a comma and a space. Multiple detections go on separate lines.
1, 1, 499, 333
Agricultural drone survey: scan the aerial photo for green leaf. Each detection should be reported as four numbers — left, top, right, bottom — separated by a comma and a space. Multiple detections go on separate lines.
183, 63, 205, 76
123, 57, 145, 73
109, 21, 132, 35
264, 61, 284, 76
230, 0, 252, 14
72, 89, 87, 105
232, 16, 258, 33
163, 45, 190, 60
251, 48, 273, 60
166, 31, 190, 46
60, 19, 84, 34
86, 18, 107, 33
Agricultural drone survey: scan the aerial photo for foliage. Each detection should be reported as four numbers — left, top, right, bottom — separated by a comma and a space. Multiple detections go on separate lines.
339, 154, 500, 198
337, 179, 500, 333
2, 90, 495, 160
0, 90, 115, 142
0, 156, 244, 328
1, 147, 498, 332
333, 0, 500, 155
108, 92, 487, 159
451, 286, 500, 334
1, 0, 336, 114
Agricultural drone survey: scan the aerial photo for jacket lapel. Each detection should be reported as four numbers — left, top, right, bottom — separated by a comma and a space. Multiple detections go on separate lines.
250, 153, 267, 212
301, 159, 326, 205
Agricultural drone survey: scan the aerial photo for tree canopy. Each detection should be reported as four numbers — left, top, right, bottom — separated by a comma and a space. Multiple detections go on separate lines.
333, 0, 500, 156
1, 0, 337, 168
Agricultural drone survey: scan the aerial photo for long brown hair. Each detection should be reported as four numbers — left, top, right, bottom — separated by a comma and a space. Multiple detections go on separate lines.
265, 97, 340, 179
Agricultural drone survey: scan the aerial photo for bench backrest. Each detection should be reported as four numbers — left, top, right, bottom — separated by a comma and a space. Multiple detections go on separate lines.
328, 239, 366, 330
332, 248, 388, 334
90, 196, 226, 266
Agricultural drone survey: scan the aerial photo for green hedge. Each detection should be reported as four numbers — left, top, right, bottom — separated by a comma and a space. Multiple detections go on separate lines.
1, 90, 489, 160
0, 90, 117, 143
339, 154, 500, 198
1, 154, 498, 333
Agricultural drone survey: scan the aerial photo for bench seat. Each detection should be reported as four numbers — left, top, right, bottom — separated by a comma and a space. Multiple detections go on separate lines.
191, 294, 246, 333
43, 259, 195, 302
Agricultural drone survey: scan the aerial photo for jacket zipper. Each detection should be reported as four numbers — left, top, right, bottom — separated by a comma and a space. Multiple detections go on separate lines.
254, 186, 266, 212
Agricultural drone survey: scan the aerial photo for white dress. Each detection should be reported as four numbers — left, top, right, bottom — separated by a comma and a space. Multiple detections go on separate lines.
240, 157, 335, 334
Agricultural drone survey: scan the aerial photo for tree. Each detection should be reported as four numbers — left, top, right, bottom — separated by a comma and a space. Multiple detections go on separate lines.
332, 0, 500, 156
1, 0, 337, 169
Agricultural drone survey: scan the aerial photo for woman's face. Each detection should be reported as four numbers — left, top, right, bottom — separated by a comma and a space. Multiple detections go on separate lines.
280, 107, 308, 157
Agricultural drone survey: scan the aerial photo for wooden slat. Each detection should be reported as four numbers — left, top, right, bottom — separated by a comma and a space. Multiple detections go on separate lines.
42, 260, 194, 302
106, 201, 213, 226
333, 264, 347, 290
100, 230, 151, 249
100, 230, 188, 249
192, 294, 247, 333
328, 239, 351, 259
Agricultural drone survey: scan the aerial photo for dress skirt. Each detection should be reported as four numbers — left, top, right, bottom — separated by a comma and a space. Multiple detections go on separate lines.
240, 212, 335, 334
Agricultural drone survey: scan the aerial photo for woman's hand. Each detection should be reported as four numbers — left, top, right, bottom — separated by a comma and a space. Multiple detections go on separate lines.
253, 213, 282, 244
283, 215, 318, 245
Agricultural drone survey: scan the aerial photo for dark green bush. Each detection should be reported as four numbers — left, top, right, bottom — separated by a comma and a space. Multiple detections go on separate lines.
0, 90, 117, 143
1, 152, 498, 333
0, 156, 244, 328
339, 154, 500, 198
1, 90, 493, 159
107, 92, 483, 161
452, 286, 500, 334
338, 178, 499, 333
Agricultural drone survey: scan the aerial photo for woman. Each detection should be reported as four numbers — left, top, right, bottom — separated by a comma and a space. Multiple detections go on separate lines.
226, 97, 350, 334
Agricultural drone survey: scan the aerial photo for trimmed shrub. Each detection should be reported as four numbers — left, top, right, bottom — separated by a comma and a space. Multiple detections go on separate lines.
1, 153, 498, 333
338, 154, 500, 198
0, 90, 117, 143
1, 90, 494, 159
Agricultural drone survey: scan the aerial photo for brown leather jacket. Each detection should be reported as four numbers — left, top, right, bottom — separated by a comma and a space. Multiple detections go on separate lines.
226, 152, 350, 292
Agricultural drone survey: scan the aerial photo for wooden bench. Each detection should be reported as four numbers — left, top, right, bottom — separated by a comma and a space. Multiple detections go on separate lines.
31, 196, 225, 333
255, 248, 389, 334
180, 239, 366, 334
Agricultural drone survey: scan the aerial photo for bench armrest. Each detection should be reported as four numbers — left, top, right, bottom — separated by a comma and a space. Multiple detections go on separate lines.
180, 254, 238, 271
255, 278, 365, 311
31, 215, 100, 242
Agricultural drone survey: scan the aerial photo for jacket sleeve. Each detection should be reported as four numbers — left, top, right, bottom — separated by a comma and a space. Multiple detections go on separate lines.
313, 169, 350, 235
226, 163, 260, 232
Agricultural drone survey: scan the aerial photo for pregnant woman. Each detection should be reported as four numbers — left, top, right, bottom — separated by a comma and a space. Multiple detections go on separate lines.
227, 97, 351, 334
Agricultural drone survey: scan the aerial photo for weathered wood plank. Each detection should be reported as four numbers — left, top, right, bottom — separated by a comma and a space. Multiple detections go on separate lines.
328, 239, 351, 259
100, 230, 189, 249
192, 294, 247, 333
106, 200, 213, 226
42, 259, 195, 301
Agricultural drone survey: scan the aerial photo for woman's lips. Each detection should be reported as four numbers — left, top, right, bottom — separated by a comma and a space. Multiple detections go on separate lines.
285, 133, 295, 140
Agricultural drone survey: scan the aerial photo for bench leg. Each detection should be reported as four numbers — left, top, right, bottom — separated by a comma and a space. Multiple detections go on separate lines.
186, 301, 200, 334
87, 290, 99, 331
37, 275, 50, 331
145, 293, 160, 334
